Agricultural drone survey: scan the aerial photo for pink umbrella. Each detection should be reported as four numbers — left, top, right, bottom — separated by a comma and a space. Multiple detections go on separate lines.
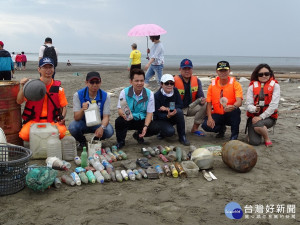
128, 24, 167, 58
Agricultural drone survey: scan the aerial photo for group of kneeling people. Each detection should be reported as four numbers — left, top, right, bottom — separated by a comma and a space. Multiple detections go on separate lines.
17, 57, 280, 149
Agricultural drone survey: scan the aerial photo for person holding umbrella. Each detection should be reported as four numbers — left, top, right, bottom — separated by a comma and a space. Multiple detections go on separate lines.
144, 35, 164, 88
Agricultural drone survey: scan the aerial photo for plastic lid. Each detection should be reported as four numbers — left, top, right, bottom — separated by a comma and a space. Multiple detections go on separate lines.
65, 130, 70, 136
91, 100, 96, 103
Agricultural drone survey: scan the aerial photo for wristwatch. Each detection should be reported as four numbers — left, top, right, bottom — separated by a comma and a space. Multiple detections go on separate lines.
100, 125, 106, 129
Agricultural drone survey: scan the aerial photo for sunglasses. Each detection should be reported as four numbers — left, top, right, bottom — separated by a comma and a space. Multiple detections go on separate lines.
258, 72, 271, 77
164, 81, 175, 86
89, 80, 101, 84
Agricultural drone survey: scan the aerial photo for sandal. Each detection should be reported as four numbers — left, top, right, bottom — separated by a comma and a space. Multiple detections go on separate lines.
265, 141, 273, 147
192, 130, 205, 137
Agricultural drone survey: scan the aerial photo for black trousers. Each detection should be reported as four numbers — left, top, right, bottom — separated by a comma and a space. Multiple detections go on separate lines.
115, 116, 159, 143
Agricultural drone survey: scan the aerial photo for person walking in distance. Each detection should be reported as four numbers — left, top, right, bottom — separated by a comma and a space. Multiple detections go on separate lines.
127, 43, 141, 72
0, 41, 14, 80
39, 37, 58, 79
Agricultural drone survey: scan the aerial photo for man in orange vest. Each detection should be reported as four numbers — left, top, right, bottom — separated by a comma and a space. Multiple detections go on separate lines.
174, 59, 207, 136
201, 61, 243, 140
17, 57, 68, 142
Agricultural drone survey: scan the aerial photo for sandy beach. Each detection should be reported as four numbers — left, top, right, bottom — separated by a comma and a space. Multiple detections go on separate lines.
1, 61, 300, 225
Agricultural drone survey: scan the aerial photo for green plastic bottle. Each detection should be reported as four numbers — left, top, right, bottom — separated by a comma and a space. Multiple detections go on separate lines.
81, 147, 88, 168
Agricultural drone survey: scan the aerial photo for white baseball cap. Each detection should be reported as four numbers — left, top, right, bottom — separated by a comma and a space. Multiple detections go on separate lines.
161, 74, 174, 83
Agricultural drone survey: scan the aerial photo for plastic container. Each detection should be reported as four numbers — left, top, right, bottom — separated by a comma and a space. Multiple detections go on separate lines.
70, 172, 81, 185
80, 147, 88, 168
181, 161, 199, 178
94, 171, 105, 184
46, 157, 67, 171
86, 170, 96, 183
120, 98, 133, 121
84, 100, 101, 127
30, 123, 59, 159
46, 132, 62, 159
61, 131, 77, 161
0, 144, 32, 195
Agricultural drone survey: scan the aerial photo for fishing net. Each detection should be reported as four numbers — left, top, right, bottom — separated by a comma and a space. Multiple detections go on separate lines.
26, 167, 57, 191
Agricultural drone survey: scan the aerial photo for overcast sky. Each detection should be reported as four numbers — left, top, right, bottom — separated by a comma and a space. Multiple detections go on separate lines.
1, 0, 300, 57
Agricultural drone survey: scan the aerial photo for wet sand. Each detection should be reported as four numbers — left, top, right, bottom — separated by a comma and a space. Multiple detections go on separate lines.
1, 61, 300, 225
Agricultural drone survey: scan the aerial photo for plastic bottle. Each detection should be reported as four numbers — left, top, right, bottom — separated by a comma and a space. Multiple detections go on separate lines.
89, 158, 105, 171
175, 147, 182, 162
46, 132, 62, 159
153, 146, 160, 155
164, 146, 172, 153
115, 170, 123, 182
147, 147, 156, 156
84, 100, 101, 127
61, 130, 77, 161
79, 172, 89, 184
127, 169, 135, 181
121, 170, 129, 181
258, 83, 265, 111
62, 160, 71, 169
94, 171, 105, 184
181, 149, 188, 161
100, 170, 111, 181
75, 167, 86, 173
81, 147, 88, 168
138, 168, 148, 178
61, 175, 75, 186
70, 172, 81, 185
118, 150, 127, 160
188, 97, 202, 109
133, 169, 142, 180
110, 171, 117, 182
86, 170, 96, 183
157, 145, 167, 155
112, 146, 122, 160
141, 147, 151, 159
175, 162, 187, 178
46, 157, 68, 171
169, 164, 178, 178
167, 151, 177, 162
101, 148, 113, 163
53, 177, 62, 188
155, 165, 164, 178
105, 147, 117, 162
74, 156, 81, 166
120, 98, 133, 121
159, 154, 169, 163
163, 164, 171, 177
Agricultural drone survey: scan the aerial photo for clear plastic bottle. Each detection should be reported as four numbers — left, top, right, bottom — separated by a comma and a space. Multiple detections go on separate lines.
121, 170, 128, 181
74, 156, 81, 166
100, 170, 111, 182
120, 98, 133, 121
118, 150, 127, 160
53, 177, 62, 188
127, 169, 135, 181
70, 172, 81, 185
61, 175, 75, 186
133, 169, 142, 180
81, 147, 88, 168
115, 170, 123, 182
84, 100, 101, 127
86, 170, 96, 183
61, 130, 77, 161
62, 160, 71, 169
94, 171, 105, 184
46, 156, 67, 171
47, 132, 62, 159
89, 158, 104, 171
78, 172, 89, 184
138, 168, 148, 179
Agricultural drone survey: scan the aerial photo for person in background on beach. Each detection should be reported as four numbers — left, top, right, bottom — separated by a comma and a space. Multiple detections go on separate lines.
127, 43, 141, 72
115, 68, 160, 149
246, 64, 280, 147
144, 35, 164, 87
0, 41, 14, 80
39, 37, 58, 78
68, 72, 114, 148
21, 51, 27, 70
11, 52, 17, 70
17, 57, 67, 142
67, 60, 71, 66
154, 74, 190, 146
15, 53, 22, 71
202, 61, 243, 140
174, 59, 207, 137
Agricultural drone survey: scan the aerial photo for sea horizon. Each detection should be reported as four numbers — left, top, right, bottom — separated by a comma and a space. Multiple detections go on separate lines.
22, 53, 300, 67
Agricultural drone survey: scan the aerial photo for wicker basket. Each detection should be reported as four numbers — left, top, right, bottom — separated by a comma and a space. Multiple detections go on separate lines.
0, 144, 32, 195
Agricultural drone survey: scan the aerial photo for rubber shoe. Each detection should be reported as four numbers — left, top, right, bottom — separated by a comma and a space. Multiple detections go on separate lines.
216, 126, 226, 138
133, 131, 144, 144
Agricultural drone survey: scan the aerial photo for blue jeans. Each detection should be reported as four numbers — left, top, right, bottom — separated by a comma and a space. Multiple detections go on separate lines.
201, 108, 241, 140
68, 120, 114, 143
145, 64, 164, 85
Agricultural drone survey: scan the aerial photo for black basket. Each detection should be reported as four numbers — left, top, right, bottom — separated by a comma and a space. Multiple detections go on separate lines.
0, 144, 32, 196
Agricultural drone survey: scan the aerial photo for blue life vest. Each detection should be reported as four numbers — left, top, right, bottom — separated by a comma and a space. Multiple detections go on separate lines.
124, 86, 150, 120
77, 87, 107, 121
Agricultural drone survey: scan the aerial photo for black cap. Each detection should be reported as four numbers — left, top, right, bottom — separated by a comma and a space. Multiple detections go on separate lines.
216, 61, 230, 70
86, 71, 101, 81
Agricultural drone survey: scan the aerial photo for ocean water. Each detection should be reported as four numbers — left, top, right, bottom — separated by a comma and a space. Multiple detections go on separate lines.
25, 53, 300, 67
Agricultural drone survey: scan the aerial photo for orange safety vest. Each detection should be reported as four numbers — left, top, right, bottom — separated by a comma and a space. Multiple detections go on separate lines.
174, 75, 198, 102
246, 78, 278, 119
210, 76, 236, 115
22, 80, 62, 124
